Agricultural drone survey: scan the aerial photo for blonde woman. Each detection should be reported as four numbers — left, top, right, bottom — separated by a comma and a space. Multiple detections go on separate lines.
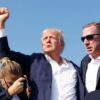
0, 57, 30, 100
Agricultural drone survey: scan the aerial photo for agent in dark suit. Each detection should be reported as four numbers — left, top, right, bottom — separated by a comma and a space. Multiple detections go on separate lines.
0, 7, 84, 100
80, 22, 100, 98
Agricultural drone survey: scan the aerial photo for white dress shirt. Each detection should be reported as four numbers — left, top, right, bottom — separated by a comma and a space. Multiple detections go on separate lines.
85, 56, 100, 92
45, 55, 77, 100
0, 29, 6, 37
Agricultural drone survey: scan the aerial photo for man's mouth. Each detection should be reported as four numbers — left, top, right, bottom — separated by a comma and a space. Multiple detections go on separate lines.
86, 46, 92, 52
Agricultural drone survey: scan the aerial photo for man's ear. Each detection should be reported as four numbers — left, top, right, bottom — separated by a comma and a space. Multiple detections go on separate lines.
60, 41, 64, 48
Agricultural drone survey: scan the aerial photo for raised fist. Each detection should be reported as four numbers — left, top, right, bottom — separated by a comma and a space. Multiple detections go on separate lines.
0, 7, 9, 25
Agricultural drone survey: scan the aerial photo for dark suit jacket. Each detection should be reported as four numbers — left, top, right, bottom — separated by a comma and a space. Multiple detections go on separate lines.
80, 55, 100, 96
0, 37, 85, 100
83, 90, 100, 100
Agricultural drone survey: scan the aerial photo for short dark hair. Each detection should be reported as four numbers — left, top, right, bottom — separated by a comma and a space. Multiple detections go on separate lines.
83, 22, 100, 33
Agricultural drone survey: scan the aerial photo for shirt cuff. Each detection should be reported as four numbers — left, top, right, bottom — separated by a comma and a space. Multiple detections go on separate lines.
0, 29, 6, 38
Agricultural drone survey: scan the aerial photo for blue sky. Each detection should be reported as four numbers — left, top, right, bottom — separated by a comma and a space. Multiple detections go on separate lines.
0, 0, 100, 65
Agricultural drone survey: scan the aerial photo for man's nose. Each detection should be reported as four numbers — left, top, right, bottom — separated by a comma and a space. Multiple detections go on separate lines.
84, 39, 90, 45
46, 37, 51, 41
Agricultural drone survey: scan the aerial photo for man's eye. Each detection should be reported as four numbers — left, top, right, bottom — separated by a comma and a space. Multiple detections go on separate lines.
42, 37, 47, 40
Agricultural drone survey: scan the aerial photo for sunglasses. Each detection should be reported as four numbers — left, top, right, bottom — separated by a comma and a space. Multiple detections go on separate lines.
81, 34, 100, 42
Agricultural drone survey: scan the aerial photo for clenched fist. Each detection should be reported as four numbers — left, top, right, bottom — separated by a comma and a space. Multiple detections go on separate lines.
0, 7, 9, 28
8, 77, 25, 96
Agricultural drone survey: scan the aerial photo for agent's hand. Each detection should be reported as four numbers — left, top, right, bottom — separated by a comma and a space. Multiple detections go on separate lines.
0, 7, 9, 28
7, 77, 25, 96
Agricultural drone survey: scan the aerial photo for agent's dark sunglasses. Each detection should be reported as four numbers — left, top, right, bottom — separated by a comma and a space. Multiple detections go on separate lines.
81, 34, 100, 42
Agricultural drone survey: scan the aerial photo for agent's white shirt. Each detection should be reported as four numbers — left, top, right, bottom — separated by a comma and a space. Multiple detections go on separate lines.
85, 56, 100, 92
45, 55, 77, 100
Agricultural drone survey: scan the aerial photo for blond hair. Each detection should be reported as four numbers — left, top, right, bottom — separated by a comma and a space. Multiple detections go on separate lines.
0, 57, 22, 77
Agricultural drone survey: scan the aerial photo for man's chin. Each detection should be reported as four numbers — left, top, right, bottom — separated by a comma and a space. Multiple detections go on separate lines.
44, 51, 50, 54
87, 50, 93, 55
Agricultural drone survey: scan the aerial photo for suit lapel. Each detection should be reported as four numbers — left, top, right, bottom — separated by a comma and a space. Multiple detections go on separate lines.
83, 56, 91, 84
83, 63, 88, 84
96, 67, 100, 86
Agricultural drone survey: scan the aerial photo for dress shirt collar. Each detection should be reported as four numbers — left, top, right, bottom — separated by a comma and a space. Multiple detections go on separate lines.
45, 54, 71, 69
89, 55, 100, 63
